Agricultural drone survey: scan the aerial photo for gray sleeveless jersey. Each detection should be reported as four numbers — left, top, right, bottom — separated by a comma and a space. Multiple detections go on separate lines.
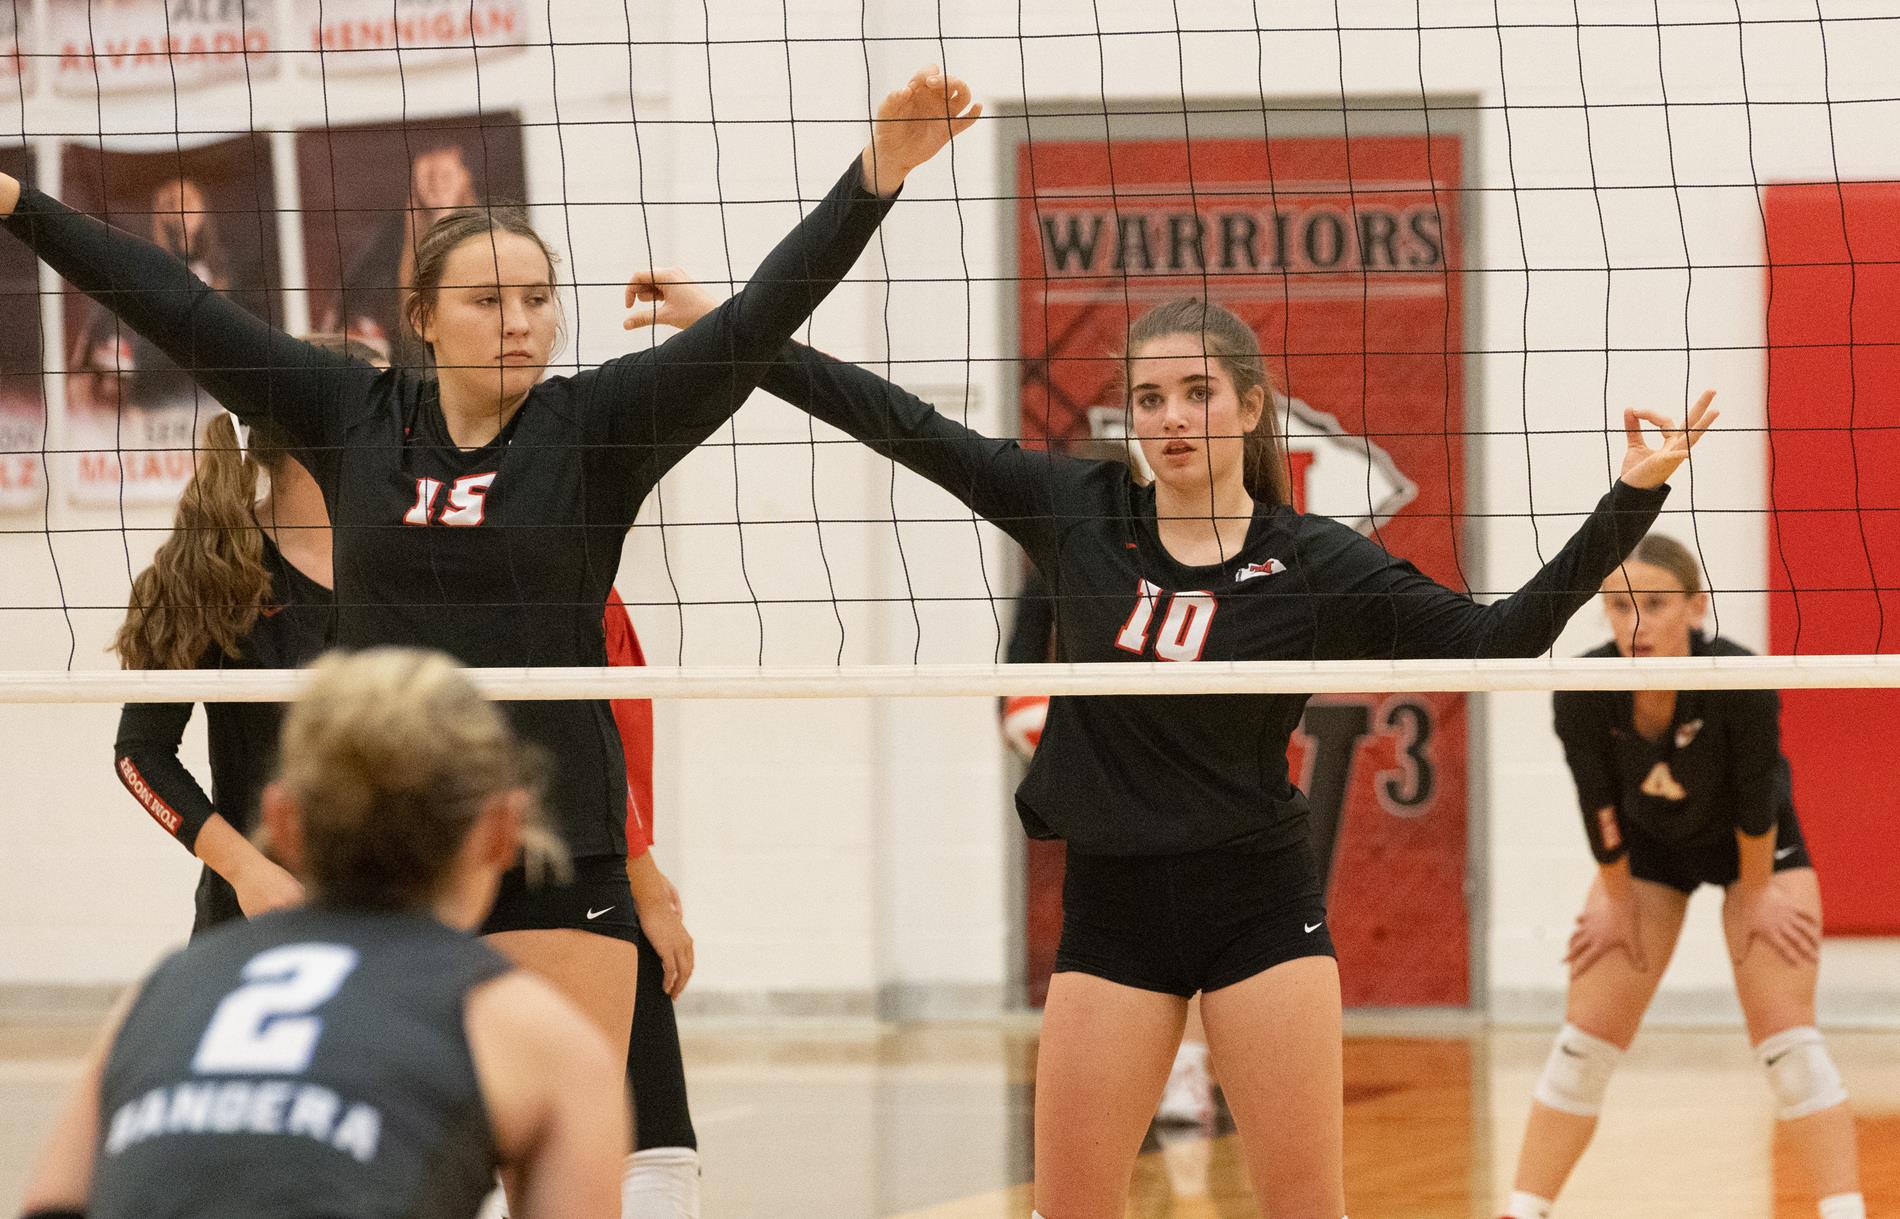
91, 907, 511, 1219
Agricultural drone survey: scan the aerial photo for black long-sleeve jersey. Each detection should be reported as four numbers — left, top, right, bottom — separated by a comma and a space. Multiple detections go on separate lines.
1005, 563, 1056, 665
92, 907, 509, 1219
761, 343, 1668, 856
8, 157, 894, 857
1554, 634, 1793, 863
113, 535, 331, 933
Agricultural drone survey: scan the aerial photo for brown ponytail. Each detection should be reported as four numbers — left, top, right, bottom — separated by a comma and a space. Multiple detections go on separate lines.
278, 648, 558, 910
1122, 298, 1290, 507
114, 414, 275, 671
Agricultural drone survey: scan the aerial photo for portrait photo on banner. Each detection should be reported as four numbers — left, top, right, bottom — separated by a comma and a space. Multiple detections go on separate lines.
57, 134, 283, 507
0, 145, 44, 511
295, 110, 527, 367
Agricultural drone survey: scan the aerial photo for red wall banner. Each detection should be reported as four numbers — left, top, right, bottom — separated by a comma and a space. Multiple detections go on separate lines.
1016, 133, 1469, 1006
1763, 183, 1900, 935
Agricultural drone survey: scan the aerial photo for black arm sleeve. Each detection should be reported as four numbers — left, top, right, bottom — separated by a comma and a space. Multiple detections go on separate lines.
1725, 688, 1785, 838
2, 189, 374, 456
1316, 480, 1668, 660
578, 157, 899, 489
1553, 690, 1628, 864
758, 341, 1067, 557
1005, 564, 1055, 665
113, 702, 215, 854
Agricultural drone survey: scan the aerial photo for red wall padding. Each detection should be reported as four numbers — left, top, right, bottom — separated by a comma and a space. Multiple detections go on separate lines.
1763, 184, 1900, 935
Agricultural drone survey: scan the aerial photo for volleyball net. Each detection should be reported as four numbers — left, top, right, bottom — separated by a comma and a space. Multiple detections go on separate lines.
0, 1, 1896, 704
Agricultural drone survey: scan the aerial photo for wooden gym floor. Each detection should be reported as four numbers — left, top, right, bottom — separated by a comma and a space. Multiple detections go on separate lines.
2, 1015, 1895, 1217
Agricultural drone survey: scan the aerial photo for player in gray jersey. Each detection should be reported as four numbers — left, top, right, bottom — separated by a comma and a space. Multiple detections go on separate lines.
19, 649, 627, 1219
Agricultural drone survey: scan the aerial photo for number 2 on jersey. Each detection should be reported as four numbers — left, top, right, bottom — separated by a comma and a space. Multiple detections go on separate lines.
1115, 578, 1218, 662
191, 944, 360, 1075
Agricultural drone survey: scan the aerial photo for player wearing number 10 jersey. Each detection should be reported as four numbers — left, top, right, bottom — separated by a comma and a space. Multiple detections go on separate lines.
625, 276, 1717, 1217
19, 649, 627, 1219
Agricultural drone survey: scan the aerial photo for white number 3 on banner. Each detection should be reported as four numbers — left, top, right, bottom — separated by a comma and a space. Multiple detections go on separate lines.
191, 944, 361, 1076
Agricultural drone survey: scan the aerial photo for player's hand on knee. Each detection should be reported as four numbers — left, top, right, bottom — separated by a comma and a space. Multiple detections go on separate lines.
1725, 882, 1821, 966
861, 65, 982, 197
1618, 389, 1718, 489
624, 267, 719, 333
1566, 886, 1646, 977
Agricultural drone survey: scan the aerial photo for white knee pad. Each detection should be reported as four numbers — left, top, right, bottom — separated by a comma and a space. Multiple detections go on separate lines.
1757, 1026, 1848, 1121
1532, 1023, 1623, 1117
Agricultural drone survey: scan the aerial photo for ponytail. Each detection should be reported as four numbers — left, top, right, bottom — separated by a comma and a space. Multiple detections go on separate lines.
113, 413, 271, 671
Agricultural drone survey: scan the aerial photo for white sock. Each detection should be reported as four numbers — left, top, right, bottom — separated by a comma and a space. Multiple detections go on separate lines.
623, 1147, 700, 1219
1819, 1193, 1867, 1219
474, 1182, 508, 1219
1505, 1190, 1553, 1219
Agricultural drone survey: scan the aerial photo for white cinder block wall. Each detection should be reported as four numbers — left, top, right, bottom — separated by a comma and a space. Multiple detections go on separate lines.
0, 0, 1893, 1022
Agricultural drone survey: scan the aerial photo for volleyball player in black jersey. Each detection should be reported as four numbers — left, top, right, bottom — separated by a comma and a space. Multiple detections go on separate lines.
0, 64, 978, 1109
110, 337, 380, 934
631, 282, 1713, 1217
1500, 535, 1865, 1219
20, 648, 627, 1219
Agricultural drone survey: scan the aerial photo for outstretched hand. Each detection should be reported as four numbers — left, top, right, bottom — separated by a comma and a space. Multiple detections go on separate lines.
623, 267, 721, 333
1619, 389, 1718, 490
860, 65, 982, 198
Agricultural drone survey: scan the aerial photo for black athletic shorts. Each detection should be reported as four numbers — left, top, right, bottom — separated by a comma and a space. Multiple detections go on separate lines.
480, 853, 643, 946
1054, 842, 1334, 998
1626, 805, 1812, 894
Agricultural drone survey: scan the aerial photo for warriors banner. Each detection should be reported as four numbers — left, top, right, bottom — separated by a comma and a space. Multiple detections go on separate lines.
1017, 132, 1470, 1006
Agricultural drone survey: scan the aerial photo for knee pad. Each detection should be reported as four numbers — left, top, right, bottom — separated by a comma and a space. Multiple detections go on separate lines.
1757, 1026, 1848, 1121
1532, 1023, 1623, 1117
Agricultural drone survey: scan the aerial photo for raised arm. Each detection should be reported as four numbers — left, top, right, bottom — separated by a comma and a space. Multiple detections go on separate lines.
586, 67, 980, 487
1319, 394, 1717, 660
0, 171, 376, 456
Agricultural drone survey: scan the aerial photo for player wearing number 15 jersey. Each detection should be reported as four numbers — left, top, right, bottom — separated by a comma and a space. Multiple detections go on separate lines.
626, 277, 1716, 1217
19, 649, 626, 1219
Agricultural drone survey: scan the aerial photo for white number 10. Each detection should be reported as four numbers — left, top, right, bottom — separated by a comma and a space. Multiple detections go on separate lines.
1114, 579, 1218, 663
192, 943, 360, 1076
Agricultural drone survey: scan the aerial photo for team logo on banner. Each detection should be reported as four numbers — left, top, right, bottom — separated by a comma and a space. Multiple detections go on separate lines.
304, 0, 527, 76
50, 0, 276, 96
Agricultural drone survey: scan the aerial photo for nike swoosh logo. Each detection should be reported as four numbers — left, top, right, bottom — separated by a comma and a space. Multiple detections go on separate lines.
1766, 1049, 1790, 1066
1304, 921, 1324, 934
585, 906, 614, 920
1560, 1044, 1587, 1058
1774, 846, 1798, 860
